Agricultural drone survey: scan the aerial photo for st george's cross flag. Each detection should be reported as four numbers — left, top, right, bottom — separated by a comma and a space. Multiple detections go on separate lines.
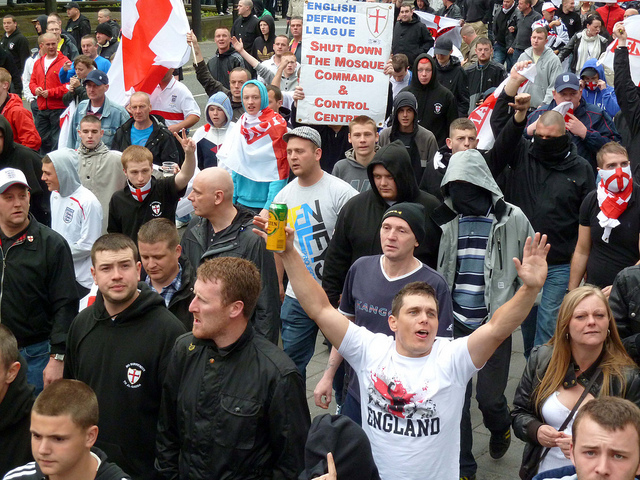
414, 11, 462, 49
106, 0, 191, 105
600, 15, 640, 86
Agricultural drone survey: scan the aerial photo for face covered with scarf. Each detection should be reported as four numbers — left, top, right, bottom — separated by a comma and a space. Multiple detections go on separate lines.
596, 149, 633, 242
448, 181, 493, 216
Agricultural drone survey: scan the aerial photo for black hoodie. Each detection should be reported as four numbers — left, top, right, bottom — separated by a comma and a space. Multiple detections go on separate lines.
252, 14, 276, 61
0, 114, 50, 225
435, 55, 470, 117
402, 54, 458, 147
322, 140, 441, 305
64, 282, 186, 479
0, 356, 34, 477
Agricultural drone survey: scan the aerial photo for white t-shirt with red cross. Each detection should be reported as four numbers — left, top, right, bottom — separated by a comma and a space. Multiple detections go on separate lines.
338, 322, 479, 480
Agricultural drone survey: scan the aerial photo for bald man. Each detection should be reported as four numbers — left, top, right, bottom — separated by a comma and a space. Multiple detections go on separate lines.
624, 8, 638, 18
181, 167, 281, 344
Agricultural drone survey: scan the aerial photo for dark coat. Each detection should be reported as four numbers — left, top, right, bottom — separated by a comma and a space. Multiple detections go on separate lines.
614, 47, 640, 178
112, 115, 180, 167
435, 55, 470, 117
392, 13, 434, 66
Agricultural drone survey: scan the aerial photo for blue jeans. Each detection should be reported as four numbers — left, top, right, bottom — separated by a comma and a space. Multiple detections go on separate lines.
281, 295, 318, 380
510, 48, 524, 69
521, 263, 570, 357
20, 340, 50, 395
341, 391, 362, 426
493, 43, 514, 71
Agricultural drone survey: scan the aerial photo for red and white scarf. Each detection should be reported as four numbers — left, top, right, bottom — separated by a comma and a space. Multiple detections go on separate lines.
217, 108, 289, 182
597, 166, 633, 242
129, 178, 152, 202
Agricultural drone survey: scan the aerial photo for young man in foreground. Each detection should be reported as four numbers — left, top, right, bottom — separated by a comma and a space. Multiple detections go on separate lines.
254, 219, 548, 480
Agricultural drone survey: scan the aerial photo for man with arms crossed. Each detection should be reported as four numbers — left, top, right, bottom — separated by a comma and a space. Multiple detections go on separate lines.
257, 219, 549, 480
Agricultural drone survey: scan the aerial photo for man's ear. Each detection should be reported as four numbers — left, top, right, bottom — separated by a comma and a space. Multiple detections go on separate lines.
388, 314, 398, 333
5, 361, 20, 384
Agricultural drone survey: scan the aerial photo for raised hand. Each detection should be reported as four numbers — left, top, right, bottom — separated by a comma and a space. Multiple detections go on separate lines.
513, 233, 550, 290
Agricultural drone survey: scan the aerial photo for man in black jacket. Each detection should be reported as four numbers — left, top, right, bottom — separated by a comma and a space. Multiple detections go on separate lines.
489, 63, 594, 357
206, 27, 243, 89
1, 15, 30, 81
322, 140, 441, 307
156, 257, 310, 480
65, 234, 186, 480
111, 92, 180, 167
392, 2, 434, 66
64, 2, 91, 50
138, 218, 195, 331
465, 37, 507, 112
231, 0, 260, 68
434, 36, 470, 117
492, 0, 517, 69
181, 167, 280, 344
0, 325, 34, 478
0, 167, 78, 395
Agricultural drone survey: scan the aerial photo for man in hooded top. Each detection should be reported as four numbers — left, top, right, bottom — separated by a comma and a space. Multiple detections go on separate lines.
322, 140, 441, 308
402, 53, 458, 147
379, 91, 438, 181
433, 37, 470, 118
432, 148, 534, 478
216, 79, 288, 215
489, 62, 594, 356
192, 92, 235, 171
41, 148, 102, 297
0, 114, 49, 226
580, 58, 620, 118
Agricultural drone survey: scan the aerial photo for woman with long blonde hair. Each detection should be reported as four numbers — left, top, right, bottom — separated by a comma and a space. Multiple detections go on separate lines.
512, 285, 640, 480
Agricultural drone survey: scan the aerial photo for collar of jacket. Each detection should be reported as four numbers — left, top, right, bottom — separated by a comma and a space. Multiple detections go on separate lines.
562, 347, 606, 396
191, 323, 254, 357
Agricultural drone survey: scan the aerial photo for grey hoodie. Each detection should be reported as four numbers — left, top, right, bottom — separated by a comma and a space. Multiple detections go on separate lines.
433, 149, 534, 321
47, 148, 80, 197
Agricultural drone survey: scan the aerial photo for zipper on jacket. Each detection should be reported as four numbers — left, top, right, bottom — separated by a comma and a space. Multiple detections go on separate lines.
497, 237, 503, 270
0, 250, 5, 321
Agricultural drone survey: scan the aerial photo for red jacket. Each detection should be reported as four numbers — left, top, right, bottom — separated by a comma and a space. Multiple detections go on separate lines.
30, 51, 69, 111
2, 93, 41, 151
596, 4, 624, 34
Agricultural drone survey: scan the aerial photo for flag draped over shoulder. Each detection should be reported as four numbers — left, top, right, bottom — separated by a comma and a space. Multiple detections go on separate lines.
469, 64, 537, 150
217, 109, 289, 182
600, 15, 640, 86
58, 100, 77, 149
106, 0, 191, 105
414, 11, 462, 49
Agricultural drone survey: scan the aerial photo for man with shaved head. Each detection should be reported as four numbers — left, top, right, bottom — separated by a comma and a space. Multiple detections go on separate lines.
181, 167, 280, 344
489, 62, 594, 356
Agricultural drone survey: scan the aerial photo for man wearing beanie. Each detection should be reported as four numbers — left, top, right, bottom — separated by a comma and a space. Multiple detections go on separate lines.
379, 91, 438, 181
322, 140, 442, 310
432, 148, 534, 479
314, 201, 453, 424
95, 22, 118, 60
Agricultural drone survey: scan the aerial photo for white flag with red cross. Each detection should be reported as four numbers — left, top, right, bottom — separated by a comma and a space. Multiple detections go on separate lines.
414, 11, 462, 50
469, 63, 537, 150
600, 15, 640, 86
106, 0, 191, 105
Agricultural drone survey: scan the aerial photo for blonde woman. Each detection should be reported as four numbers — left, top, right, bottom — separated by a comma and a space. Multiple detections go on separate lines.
512, 286, 640, 480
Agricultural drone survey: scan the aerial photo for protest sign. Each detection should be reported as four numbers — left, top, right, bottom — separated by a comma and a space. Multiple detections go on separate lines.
297, 0, 393, 126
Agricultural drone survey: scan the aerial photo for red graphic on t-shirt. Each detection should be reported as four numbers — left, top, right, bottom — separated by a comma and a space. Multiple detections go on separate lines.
372, 373, 415, 418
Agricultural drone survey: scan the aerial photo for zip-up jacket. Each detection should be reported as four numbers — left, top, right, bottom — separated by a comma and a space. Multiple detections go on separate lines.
156, 327, 310, 479
3, 447, 131, 480
433, 149, 534, 322
493, 4, 517, 47
112, 115, 179, 166
181, 206, 281, 344
435, 55, 470, 117
0, 28, 30, 74
1, 92, 41, 150
392, 14, 434, 66
517, 46, 562, 108
206, 48, 244, 90
0, 213, 78, 353
29, 51, 69, 111
579, 58, 619, 118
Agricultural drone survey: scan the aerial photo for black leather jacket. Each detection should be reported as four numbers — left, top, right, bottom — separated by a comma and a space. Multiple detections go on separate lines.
512, 344, 640, 480
610, 265, 640, 340
155, 328, 310, 479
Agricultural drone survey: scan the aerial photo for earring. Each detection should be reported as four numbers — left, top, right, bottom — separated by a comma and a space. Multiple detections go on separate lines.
566, 333, 569, 340
607, 329, 611, 336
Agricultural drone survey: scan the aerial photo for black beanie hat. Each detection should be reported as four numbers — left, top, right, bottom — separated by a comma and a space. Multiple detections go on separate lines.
381, 202, 426, 246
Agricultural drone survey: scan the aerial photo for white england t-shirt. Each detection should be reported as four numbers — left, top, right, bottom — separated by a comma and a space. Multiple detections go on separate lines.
339, 322, 479, 480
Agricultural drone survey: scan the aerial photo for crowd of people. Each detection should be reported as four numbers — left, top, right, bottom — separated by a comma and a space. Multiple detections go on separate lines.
2, 0, 640, 479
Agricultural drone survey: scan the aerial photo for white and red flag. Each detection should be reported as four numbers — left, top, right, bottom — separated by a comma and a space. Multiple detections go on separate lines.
414, 11, 462, 49
600, 15, 640, 86
469, 63, 537, 150
106, 0, 191, 105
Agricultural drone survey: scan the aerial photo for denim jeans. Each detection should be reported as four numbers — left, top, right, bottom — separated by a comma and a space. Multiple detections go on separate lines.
281, 295, 318, 380
35, 108, 64, 155
510, 48, 524, 69
457, 323, 512, 477
341, 391, 362, 426
521, 263, 570, 357
493, 42, 514, 71
20, 340, 50, 395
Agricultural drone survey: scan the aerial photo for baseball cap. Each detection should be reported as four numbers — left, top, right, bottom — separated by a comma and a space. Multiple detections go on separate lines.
0, 168, 30, 193
85, 70, 109, 86
283, 126, 322, 148
554, 72, 580, 91
542, 1, 556, 11
434, 37, 453, 55
581, 67, 598, 78
96, 23, 113, 37
65, 1, 80, 9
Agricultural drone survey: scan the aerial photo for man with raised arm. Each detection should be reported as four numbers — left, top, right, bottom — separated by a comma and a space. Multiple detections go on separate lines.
255, 217, 549, 480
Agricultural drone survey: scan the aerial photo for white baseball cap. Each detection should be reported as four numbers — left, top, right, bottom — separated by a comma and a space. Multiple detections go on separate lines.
0, 168, 29, 193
